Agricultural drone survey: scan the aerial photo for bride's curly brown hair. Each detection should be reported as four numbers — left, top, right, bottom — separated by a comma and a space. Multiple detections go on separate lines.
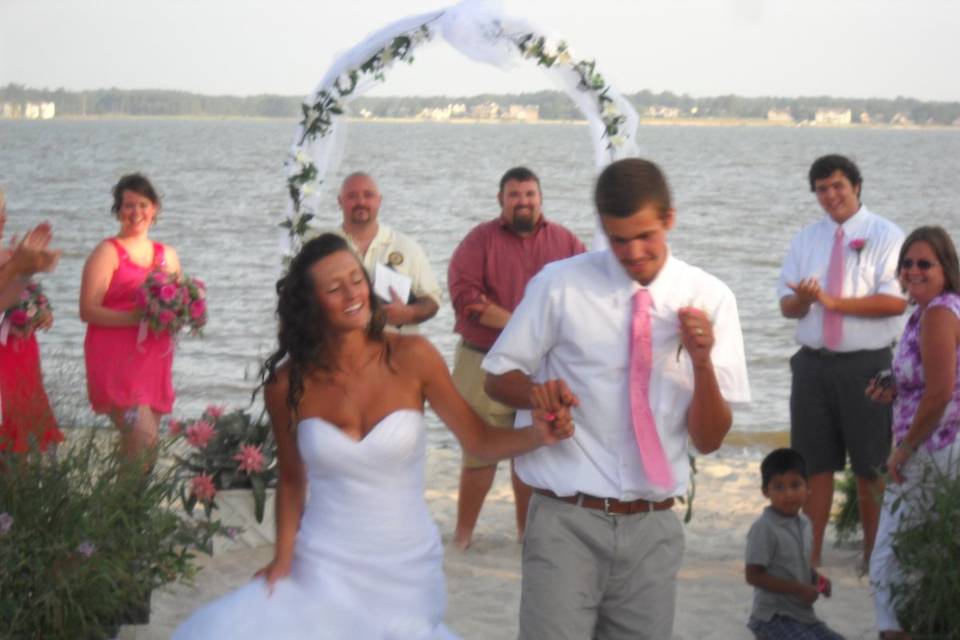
259, 233, 387, 413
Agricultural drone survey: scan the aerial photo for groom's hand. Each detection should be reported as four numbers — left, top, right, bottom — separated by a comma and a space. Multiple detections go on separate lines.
529, 379, 579, 414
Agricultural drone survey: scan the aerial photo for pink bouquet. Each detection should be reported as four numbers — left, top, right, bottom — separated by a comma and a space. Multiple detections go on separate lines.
138, 269, 207, 337
1, 281, 52, 343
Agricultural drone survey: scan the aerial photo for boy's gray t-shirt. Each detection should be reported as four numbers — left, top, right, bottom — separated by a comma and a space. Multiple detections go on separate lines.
745, 506, 819, 624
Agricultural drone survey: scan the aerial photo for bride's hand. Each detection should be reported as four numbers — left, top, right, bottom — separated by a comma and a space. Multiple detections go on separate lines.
532, 406, 574, 445
254, 556, 292, 595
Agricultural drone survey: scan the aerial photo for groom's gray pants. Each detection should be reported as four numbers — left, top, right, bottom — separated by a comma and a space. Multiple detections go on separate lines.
518, 492, 685, 640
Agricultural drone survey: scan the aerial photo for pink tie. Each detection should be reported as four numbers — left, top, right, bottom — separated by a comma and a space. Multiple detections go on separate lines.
823, 227, 845, 350
629, 289, 675, 490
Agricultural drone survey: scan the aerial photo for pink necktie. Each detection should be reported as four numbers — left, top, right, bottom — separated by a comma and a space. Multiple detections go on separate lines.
823, 227, 845, 350
629, 289, 675, 490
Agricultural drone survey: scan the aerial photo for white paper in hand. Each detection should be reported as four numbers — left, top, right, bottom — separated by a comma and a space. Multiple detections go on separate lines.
373, 263, 412, 304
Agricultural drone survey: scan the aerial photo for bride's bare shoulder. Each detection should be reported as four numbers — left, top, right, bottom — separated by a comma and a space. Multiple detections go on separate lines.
387, 334, 443, 370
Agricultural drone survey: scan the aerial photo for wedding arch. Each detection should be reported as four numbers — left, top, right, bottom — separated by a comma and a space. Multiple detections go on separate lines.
281, 0, 640, 255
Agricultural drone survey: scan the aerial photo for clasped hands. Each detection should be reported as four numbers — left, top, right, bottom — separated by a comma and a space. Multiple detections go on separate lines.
788, 277, 837, 312
529, 379, 577, 444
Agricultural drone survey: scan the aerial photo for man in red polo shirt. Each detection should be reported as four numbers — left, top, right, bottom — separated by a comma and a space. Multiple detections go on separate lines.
448, 166, 585, 550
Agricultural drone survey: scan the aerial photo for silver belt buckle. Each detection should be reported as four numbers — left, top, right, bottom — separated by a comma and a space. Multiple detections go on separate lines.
603, 497, 612, 516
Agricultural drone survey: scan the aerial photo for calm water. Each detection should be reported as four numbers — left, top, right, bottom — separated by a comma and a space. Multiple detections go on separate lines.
2, 119, 959, 445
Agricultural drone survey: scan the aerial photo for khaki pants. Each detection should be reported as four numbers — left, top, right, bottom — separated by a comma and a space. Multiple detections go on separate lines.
451, 341, 515, 469
519, 493, 685, 640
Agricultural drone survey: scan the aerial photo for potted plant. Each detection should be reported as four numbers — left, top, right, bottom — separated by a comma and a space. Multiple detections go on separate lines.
0, 431, 219, 639
172, 405, 278, 553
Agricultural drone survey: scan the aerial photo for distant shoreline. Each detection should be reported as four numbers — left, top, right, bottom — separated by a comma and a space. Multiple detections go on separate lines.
8, 114, 959, 131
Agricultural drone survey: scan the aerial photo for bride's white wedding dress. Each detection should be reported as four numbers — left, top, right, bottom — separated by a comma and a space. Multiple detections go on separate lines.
174, 409, 458, 639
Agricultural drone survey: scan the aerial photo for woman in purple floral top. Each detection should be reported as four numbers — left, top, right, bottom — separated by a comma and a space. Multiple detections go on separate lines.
866, 226, 960, 639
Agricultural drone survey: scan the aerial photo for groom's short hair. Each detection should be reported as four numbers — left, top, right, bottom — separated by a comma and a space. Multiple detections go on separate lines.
594, 158, 672, 220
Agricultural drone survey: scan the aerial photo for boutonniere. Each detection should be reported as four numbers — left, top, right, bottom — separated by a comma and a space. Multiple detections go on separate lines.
849, 238, 866, 265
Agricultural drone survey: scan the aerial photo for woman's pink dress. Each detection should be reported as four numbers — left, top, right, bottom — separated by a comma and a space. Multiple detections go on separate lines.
84, 238, 175, 415
0, 332, 63, 453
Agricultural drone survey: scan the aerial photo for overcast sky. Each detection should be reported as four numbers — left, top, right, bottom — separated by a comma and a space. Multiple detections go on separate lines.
2, 0, 958, 101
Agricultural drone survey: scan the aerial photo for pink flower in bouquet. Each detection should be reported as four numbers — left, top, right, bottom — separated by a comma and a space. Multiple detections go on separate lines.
168, 419, 183, 437
185, 420, 216, 448
189, 299, 207, 320
149, 300, 161, 315
233, 444, 265, 474
205, 404, 225, 419
190, 474, 217, 503
159, 283, 178, 302
8, 309, 28, 327
158, 309, 176, 326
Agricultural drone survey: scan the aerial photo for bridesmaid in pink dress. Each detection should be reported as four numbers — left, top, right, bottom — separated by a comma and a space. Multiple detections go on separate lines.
0, 188, 62, 453
80, 174, 181, 460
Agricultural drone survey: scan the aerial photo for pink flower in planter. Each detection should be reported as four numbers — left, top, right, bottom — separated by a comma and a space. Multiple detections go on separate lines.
205, 404, 225, 419
233, 444, 265, 474
76, 540, 97, 557
168, 419, 183, 437
185, 420, 216, 448
191, 474, 217, 503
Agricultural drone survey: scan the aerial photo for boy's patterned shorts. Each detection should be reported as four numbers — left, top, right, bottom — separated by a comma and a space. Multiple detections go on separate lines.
748, 615, 844, 640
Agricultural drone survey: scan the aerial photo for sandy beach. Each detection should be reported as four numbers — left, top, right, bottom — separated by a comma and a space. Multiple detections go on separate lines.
122, 444, 877, 639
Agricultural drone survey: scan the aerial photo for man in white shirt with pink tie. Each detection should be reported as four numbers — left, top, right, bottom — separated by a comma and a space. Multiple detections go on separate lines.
483, 158, 751, 640
778, 154, 906, 570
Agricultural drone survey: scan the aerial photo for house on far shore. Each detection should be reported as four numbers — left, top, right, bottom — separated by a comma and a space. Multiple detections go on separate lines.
644, 105, 680, 119
767, 109, 794, 123
0, 102, 22, 118
814, 108, 852, 125
23, 102, 56, 119
4, 101, 56, 119
503, 104, 539, 122
890, 112, 914, 126
470, 102, 500, 120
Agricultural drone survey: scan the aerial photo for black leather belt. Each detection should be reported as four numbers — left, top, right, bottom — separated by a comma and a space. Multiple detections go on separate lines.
800, 346, 891, 359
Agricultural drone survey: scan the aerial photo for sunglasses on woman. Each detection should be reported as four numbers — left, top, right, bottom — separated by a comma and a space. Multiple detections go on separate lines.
900, 258, 938, 271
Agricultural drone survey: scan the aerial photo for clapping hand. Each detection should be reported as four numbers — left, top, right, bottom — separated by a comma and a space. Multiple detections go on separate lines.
12, 223, 61, 275
787, 278, 821, 306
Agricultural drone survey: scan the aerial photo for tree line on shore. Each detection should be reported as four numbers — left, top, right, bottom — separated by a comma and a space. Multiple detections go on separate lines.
3, 83, 960, 126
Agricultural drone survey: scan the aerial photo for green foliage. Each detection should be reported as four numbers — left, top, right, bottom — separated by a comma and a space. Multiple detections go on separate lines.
888, 464, 960, 638
0, 433, 218, 639
832, 467, 861, 543
173, 407, 277, 523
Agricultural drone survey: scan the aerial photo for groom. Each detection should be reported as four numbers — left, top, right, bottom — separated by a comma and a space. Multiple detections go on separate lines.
483, 158, 750, 639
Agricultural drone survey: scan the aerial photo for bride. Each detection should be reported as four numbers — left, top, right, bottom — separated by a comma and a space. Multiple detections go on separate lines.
174, 234, 572, 639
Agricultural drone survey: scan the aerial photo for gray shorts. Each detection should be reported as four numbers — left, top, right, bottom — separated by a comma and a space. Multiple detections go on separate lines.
789, 347, 892, 478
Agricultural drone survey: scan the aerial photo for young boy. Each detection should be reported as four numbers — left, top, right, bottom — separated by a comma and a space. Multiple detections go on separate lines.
745, 448, 844, 639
